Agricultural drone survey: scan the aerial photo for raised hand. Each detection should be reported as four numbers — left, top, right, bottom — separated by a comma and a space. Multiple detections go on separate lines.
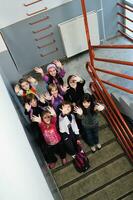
44, 92, 52, 101
25, 103, 31, 112
47, 106, 56, 116
34, 67, 44, 76
74, 106, 83, 116
27, 76, 38, 84
39, 94, 46, 103
74, 75, 82, 82
60, 84, 69, 93
94, 103, 105, 111
14, 84, 23, 96
31, 115, 41, 123
53, 60, 63, 69
14, 84, 21, 93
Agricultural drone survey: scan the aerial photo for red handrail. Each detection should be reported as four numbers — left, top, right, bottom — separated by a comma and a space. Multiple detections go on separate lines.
92, 44, 133, 49
117, 12, 133, 23
87, 62, 133, 137
101, 79, 133, 94
118, 30, 133, 43
118, 21, 133, 33
81, 0, 95, 66
117, 2, 133, 12
90, 82, 133, 162
95, 67, 133, 80
94, 57, 133, 66
86, 63, 133, 143
81, 0, 133, 162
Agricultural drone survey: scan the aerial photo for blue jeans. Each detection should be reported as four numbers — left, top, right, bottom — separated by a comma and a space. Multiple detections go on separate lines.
83, 125, 99, 147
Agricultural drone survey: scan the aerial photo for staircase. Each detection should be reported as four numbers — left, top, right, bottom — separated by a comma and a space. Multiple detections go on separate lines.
51, 114, 133, 200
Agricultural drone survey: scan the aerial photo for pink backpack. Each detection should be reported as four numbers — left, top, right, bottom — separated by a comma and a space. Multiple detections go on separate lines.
73, 149, 90, 173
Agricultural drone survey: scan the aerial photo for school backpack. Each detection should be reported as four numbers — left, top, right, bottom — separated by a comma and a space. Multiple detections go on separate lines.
73, 149, 90, 173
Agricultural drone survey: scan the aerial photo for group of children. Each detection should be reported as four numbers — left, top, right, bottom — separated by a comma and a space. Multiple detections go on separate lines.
14, 60, 104, 169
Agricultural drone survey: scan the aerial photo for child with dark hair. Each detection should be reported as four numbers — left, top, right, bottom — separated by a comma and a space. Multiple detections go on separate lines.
24, 93, 48, 119
59, 101, 81, 157
24, 93, 49, 157
14, 76, 42, 100
34, 60, 65, 93
64, 75, 85, 106
32, 106, 67, 169
74, 93, 105, 152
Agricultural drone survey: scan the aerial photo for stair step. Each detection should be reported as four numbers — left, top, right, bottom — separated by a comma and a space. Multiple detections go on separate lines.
60, 156, 133, 200
53, 141, 124, 187
98, 113, 108, 127
80, 171, 133, 200
120, 191, 133, 200
53, 126, 115, 170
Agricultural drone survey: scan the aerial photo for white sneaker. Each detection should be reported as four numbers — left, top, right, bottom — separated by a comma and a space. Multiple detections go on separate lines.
91, 146, 96, 152
97, 144, 101, 149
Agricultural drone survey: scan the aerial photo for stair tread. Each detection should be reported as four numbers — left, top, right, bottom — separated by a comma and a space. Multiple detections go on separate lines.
122, 192, 133, 200
60, 156, 132, 200
53, 141, 124, 187
53, 126, 115, 169
98, 113, 108, 126
83, 173, 133, 200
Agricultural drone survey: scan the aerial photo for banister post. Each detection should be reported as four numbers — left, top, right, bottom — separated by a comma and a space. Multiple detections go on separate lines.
81, 0, 95, 66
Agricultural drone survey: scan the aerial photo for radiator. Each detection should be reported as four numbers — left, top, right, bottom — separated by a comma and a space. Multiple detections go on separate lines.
58, 11, 100, 57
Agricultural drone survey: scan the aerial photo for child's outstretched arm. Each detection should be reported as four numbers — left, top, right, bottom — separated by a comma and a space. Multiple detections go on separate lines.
74, 106, 83, 116
47, 106, 56, 116
27, 76, 38, 84
94, 103, 105, 112
34, 67, 44, 77
14, 84, 23, 96
31, 114, 41, 123
74, 75, 84, 83
53, 60, 63, 69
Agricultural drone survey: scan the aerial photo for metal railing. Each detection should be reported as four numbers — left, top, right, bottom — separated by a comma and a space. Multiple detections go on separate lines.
81, 0, 133, 162
117, 1, 133, 42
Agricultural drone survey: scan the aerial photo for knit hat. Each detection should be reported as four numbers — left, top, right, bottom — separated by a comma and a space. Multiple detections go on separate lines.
47, 63, 57, 72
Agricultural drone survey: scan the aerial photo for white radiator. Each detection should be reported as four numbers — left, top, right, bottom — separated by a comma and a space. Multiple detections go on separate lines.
58, 11, 100, 57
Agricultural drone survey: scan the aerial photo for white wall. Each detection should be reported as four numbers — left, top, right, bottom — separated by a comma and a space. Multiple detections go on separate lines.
0, 74, 54, 200
0, 0, 72, 28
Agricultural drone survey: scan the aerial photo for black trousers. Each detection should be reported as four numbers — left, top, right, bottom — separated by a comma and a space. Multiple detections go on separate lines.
46, 141, 66, 164
63, 132, 78, 155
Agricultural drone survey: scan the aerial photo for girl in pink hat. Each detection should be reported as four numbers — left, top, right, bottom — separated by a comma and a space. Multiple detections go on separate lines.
34, 60, 65, 93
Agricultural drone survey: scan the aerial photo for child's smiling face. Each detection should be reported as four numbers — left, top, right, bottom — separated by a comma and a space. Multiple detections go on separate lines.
30, 98, 37, 107
42, 112, 51, 124
21, 81, 30, 91
48, 67, 57, 77
51, 87, 58, 97
69, 76, 77, 89
83, 100, 91, 109
62, 104, 72, 115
